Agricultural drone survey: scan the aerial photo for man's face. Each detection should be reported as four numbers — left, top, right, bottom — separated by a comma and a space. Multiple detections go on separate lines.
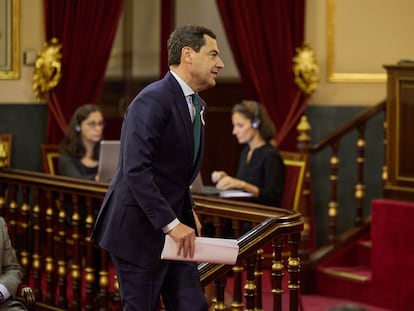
189, 35, 224, 92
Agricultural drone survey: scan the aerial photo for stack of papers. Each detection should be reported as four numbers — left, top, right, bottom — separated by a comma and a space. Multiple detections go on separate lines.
219, 190, 253, 198
161, 235, 239, 265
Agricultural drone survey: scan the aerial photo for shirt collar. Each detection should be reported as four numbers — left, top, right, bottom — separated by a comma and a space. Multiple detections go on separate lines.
170, 70, 194, 97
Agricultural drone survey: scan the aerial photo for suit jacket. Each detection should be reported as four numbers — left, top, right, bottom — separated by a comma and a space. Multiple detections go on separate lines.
91, 72, 206, 268
0, 217, 24, 308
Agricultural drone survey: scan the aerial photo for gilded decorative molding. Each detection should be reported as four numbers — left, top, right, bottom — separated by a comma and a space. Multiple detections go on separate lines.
32, 38, 62, 99
293, 43, 319, 95
0, 0, 19, 79
327, 0, 387, 83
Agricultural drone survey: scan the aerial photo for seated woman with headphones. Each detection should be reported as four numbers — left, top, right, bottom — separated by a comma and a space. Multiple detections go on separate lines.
211, 100, 285, 207
58, 104, 104, 181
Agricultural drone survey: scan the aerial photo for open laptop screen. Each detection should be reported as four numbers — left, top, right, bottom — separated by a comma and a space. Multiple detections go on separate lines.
97, 140, 120, 183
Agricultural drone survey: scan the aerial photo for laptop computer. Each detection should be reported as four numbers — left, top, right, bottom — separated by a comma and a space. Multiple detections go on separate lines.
190, 173, 253, 198
190, 173, 221, 196
97, 140, 120, 183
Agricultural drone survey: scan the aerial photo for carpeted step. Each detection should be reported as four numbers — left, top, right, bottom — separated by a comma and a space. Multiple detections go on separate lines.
325, 234, 372, 267
315, 265, 372, 304
314, 232, 374, 305
355, 239, 371, 266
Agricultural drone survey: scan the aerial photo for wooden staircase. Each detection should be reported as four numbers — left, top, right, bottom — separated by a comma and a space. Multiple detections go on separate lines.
315, 232, 373, 304
296, 100, 390, 308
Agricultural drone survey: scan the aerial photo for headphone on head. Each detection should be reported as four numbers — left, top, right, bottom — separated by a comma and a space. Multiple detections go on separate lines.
75, 124, 81, 132
250, 100, 261, 129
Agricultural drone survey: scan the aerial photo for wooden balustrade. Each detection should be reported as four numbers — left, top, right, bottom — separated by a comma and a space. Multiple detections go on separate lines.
296, 100, 386, 293
0, 168, 303, 311
297, 100, 385, 245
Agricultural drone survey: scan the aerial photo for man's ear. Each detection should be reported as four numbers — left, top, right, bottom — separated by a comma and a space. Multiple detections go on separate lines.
182, 46, 192, 64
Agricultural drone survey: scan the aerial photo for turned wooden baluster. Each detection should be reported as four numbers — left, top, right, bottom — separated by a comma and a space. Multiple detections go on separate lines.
84, 196, 95, 310
18, 185, 31, 281
213, 275, 227, 310
57, 192, 68, 309
0, 183, 6, 215
287, 232, 301, 311
272, 236, 286, 311
355, 125, 366, 226
232, 219, 242, 238
296, 115, 313, 256
31, 187, 42, 301
382, 116, 388, 183
255, 248, 264, 311
44, 189, 55, 305
113, 273, 121, 310
7, 183, 18, 240
98, 250, 111, 310
213, 216, 225, 237
231, 264, 244, 310
70, 194, 82, 310
244, 255, 257, 310
328, 142, 340, 244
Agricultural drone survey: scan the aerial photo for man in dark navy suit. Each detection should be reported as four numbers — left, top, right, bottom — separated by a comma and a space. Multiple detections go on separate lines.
91, 24, 224, 311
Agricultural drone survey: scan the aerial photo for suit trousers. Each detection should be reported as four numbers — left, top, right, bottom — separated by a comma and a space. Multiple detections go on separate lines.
111, 254, 208, 311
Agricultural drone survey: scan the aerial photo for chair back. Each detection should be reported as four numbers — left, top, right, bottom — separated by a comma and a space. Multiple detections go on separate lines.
0, 134, 12, 168
41, 144, 60, 175
279, 151, 308, 211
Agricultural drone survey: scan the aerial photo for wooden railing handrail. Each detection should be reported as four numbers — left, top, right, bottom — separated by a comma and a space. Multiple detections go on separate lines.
0, 168, 110, 194
310, 100, 386, 153
0, 169, 303, 311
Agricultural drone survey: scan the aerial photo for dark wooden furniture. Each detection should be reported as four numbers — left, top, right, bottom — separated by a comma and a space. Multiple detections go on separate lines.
383, 65, 414, 202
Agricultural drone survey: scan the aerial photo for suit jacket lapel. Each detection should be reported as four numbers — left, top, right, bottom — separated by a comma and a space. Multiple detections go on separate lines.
166, 73, 194, 171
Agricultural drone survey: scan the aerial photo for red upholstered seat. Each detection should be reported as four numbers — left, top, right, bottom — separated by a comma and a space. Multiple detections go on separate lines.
279, 151, 308, 212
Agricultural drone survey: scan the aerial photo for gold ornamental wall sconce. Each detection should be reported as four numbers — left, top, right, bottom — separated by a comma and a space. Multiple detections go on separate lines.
32, 38, 63, 99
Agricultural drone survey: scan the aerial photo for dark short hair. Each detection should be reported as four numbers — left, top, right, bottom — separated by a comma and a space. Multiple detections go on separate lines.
167, 24, 217, 66
232, 100, 276, 142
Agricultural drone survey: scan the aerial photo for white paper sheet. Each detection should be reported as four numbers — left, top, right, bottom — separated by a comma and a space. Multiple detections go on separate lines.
161, 235, 239, 265
218, 190, 253, 198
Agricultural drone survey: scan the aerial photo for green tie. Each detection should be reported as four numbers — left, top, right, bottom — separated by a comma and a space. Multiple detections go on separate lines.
192, 94, 201, 164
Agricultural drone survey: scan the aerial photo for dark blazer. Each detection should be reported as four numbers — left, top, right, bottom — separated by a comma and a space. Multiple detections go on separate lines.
91, 72, 206, 268
0, 217, 26, 310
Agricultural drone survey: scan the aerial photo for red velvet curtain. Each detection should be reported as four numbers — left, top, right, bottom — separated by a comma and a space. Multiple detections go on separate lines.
216, 0, 306, 150
43, 0, 124, 144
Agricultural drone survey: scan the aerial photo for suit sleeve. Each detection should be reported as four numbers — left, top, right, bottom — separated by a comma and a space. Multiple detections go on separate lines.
122, 93, 178, 230
0, 218, 24, 298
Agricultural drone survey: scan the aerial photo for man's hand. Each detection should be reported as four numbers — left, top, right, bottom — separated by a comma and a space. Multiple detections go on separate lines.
168, 223, 196, 258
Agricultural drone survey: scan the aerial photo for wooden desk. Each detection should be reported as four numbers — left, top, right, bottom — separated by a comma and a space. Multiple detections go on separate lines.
384, 65, 414, 202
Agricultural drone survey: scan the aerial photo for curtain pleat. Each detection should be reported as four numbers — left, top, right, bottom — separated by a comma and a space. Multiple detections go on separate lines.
216, 0, 306, 150
43, 0, 124, 144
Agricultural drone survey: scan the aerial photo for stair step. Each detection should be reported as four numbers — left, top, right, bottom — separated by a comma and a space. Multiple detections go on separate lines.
319, 265, 371, 282
315, 265, 372, 305
356, 240, 372, 266
358, 240, 372, 248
